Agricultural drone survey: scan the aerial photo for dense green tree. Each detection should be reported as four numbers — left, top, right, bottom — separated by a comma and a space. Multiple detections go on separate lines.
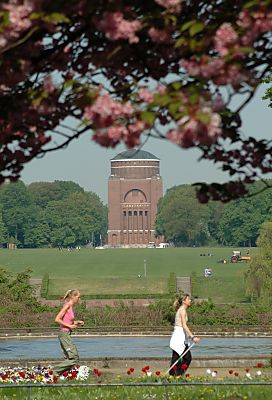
245, 222, 272, 305
45, 191, 107, 247
156, 185, 210, 246
28, 181, 84, 208
215, 181, 272, 246
0, 180, 107, 247
0, 207, 8, 244
0, 181, 37, 244
24, 215, 51, 248
256, 221, 272, 258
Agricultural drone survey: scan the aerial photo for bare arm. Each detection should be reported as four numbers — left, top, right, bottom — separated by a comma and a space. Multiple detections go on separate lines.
180, 308, 200, 343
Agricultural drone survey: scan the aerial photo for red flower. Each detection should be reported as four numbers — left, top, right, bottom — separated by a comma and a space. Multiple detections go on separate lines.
144, 365, 150, 371
130, 368, 134, 373
173, 365, 177, 371
93, 368, 98, 375
155, 371, 160, 376
49, 370, 53, 375
181, 364, 188, 370
98, 380, 102, 384
234, 372, 239, 377
229, 370, 234, 374
127, 370, 131, 375
71, 371, 77, 377
53, 376, 58, 383
245, 368, 250, 373
69, 376, 73, 380
257, 362, 262, 368
63, 371, 68, 377
97, 371, 102, 377
185, 373, 190, 378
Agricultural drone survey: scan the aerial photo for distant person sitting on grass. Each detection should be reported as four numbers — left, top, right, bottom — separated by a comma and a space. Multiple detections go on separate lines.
169, 294, 200, 377
53, 289, 84, 377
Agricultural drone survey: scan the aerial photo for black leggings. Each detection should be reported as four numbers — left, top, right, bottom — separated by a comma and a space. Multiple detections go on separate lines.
169, 344, 192, 376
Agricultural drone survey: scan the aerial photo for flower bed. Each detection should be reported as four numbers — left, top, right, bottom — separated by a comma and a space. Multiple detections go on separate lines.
0, 362, 271, 400
0, 365, 90, 384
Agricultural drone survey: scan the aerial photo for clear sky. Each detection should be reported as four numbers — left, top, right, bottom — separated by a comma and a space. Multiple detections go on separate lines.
21, 86, 271, 204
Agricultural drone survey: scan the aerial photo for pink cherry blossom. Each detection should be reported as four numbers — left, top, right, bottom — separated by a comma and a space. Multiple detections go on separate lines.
43, 75, 56, 94
107, 125, 128, 141
84, 94, 134, 128
154, 0, 182, 13
4, 4, 33, 33
95, 12, 141, 44
214, 23, 238, 56
138, 88, 154, 103
148, 27, 172, 44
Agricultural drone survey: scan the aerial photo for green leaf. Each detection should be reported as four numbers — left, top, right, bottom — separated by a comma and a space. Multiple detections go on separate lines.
171, 81, 182, 90
30, 12, 45, 20
43, 12, 70, 24
140, 111, 156, 125
154, 94, 171, 106
169, 101, 181, 115
180, 20, 196, 32
0, 11, 10, 30
189, 22, 204, 37
189, 93, 199, 105
174, 37, 186, 48
238, 46, 254, 54
196, 111, 210, 124
244, 0, 260, 8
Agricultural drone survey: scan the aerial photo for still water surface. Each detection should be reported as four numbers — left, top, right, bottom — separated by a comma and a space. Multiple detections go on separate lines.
0, 337, 271, 359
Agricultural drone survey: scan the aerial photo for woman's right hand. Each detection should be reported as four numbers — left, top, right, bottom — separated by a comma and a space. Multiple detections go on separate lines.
193, 336, 200, 343
70, 324, 78, 330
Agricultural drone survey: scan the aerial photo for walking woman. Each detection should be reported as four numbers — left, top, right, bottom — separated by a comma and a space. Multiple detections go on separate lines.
169, 293, 200, 376
53, 289, 84, 376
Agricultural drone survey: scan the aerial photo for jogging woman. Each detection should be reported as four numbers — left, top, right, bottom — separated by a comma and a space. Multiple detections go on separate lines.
53, 289, 84, 376
169, 293, 200, 376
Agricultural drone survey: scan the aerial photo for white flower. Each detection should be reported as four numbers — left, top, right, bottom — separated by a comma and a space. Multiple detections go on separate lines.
256, 370, 262, 376
211, 372, 217, 377
246, 373, 252, 379
76, 365, 90, 381
147, 371, 152, 377
206, 369, 212, 375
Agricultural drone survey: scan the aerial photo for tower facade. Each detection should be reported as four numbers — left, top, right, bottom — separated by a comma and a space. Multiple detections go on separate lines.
107, 149, 163, 247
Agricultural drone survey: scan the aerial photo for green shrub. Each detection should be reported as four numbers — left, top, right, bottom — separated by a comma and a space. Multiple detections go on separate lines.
41, 273, 49, 298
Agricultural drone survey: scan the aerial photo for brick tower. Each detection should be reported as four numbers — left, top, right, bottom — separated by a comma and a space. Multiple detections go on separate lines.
107, 149, 163, 247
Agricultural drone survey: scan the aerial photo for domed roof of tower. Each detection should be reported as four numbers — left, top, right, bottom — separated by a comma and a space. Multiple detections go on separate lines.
111, 149, 159, 161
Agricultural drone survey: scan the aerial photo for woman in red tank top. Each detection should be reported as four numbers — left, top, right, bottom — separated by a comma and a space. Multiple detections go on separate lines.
53, 289, 84, 377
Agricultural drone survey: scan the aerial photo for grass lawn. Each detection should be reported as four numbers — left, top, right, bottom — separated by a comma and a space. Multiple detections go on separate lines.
0, 247, 258, 302
0, 384, 271, 400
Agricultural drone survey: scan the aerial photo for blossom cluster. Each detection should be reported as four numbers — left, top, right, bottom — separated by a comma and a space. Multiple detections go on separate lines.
0, 365, 90, 385
0, 1, 271, 202
95, 12, 141, 44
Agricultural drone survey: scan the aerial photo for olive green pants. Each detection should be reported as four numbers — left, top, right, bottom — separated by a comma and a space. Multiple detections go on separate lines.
53, 331, 79, 375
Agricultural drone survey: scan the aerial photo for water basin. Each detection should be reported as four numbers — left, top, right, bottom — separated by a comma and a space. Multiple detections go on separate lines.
0, 337, 270, 360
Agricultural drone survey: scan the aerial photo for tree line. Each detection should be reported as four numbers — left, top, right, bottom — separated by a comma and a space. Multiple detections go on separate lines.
0, 181, 107, 248
156, 180, 272, 247
0, 179, 271, 248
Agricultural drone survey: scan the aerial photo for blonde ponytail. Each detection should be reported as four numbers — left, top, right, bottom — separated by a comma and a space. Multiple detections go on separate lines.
61, 289, 79, 301
173, 293, 190, 311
